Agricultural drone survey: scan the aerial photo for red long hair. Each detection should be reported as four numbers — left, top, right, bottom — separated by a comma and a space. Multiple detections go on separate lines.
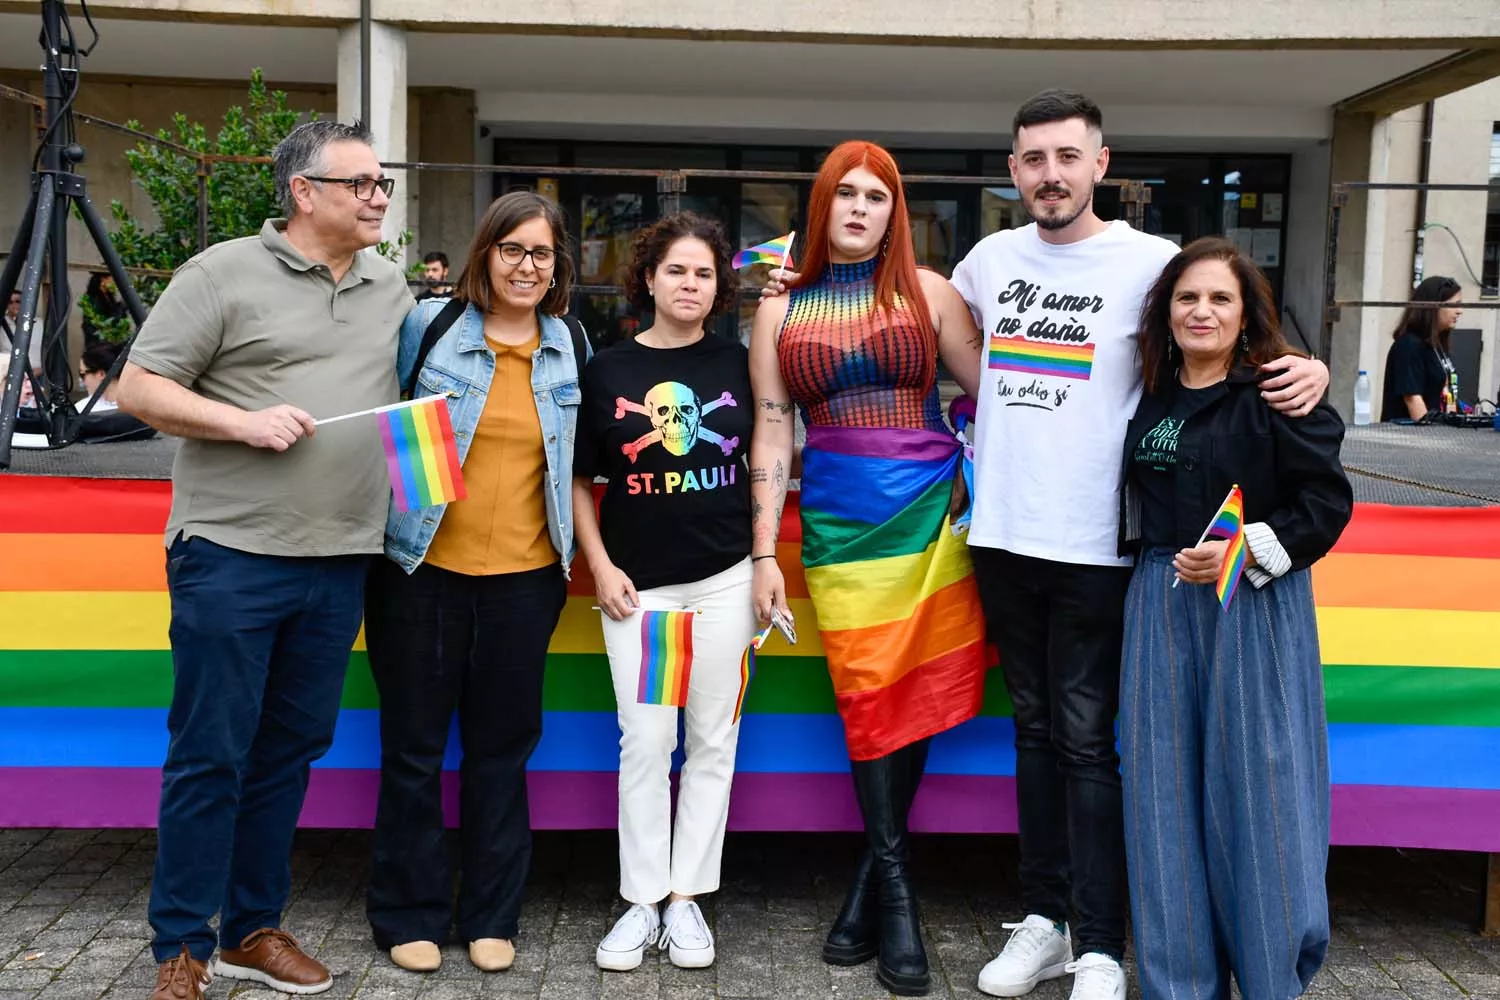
791, 141, 934, 338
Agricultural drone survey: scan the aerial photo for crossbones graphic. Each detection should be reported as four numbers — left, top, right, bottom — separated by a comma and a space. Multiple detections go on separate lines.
614, 382, 740, 463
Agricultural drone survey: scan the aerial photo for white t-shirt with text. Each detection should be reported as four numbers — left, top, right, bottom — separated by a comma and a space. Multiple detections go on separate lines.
951, 220, 1179, 567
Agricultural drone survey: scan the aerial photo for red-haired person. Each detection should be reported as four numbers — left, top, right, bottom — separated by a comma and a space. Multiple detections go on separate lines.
748, 140, 987, 997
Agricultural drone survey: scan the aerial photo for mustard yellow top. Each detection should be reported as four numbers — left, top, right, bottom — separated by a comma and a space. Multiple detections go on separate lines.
424, 332, 556, 575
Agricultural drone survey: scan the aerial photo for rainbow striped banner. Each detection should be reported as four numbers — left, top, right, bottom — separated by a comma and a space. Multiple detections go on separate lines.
8, 477, 1500, 852
987, 334, 1095, 380
376, 396, 466, 512
636, 610, 694, 707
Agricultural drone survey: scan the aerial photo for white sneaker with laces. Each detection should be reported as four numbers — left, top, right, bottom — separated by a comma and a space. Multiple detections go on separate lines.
1065, 952, 1125, 1000
660, 898, 715, 968
977, 913, 1073, 997
596, 903, 659, 971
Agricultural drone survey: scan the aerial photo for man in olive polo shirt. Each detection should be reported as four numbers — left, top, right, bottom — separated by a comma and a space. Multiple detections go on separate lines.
116, 120, 414, 1000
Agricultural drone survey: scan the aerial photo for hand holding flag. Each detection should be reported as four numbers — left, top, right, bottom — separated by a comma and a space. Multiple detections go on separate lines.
1173, 484, 1248, 609
315, 395, 467, 512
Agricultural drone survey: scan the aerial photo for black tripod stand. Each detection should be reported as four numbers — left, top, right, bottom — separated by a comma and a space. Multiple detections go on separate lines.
0, 0, 148, 469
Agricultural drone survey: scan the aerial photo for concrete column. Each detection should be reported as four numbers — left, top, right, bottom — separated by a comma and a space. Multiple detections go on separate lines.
413, 88, 478, 269
1325, 107, 1422, 420
337, 21, 408, 263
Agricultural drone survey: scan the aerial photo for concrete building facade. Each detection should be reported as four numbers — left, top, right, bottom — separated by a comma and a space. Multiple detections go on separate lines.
0, 0, 1497, 414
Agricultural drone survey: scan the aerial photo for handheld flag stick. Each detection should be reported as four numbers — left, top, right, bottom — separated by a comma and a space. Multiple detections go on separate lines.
313, 396, 432, 426
1172, 483, 1243, 590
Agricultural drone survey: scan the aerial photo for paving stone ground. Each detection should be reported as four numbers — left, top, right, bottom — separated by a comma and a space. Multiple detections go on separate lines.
1, 828, 1497, 1000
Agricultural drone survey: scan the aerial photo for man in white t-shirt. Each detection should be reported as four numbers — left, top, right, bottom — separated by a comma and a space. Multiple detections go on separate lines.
951, 90, 1328, 1000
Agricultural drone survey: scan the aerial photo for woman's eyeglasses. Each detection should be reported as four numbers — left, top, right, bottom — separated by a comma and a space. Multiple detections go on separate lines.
494, 243, 557, 269
302, 175, 396, 201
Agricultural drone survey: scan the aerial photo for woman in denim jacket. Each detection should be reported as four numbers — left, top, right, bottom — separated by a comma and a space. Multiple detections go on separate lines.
364, 191, 587, 975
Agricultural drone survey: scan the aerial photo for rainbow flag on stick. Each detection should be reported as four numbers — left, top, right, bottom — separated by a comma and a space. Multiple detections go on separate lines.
733, 623, 773, 723
374, 396, 467, 512
733, 232, 796, 270
1204, 484, 1247, 609
637, 610, 695, 707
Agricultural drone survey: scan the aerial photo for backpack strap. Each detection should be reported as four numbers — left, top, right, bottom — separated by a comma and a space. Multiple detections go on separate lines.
562, 314, 591, 376
402, 297, 467, 399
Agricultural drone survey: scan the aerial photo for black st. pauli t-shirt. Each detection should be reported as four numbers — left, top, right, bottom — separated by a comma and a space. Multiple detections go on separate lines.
574, 334, 753, 591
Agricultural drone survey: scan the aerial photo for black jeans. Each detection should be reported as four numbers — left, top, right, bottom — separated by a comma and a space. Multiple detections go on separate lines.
364, 558, 566, 948
970, 546, 1131, 960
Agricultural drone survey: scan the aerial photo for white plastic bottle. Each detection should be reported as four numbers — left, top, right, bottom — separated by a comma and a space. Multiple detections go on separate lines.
1353, 370, 1372, 426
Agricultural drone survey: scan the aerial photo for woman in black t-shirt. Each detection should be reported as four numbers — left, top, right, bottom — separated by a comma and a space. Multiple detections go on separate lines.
1381, 274, 1463, 421
572, 213, 757, 975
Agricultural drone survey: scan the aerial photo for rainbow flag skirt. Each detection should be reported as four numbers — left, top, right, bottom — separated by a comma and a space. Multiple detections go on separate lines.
798, 425, 988, 761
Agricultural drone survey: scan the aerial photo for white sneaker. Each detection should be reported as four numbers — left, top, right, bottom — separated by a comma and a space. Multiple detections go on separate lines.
1065, 952, 1126, 1000
596, 903, 659, 971
977, 914, 1072, 997
660, 899, 715, 969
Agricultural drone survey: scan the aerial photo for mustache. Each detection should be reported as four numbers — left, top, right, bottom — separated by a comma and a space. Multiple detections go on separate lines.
1034, 185, 1071, 200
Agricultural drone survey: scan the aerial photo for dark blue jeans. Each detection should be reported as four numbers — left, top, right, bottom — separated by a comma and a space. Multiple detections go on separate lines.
970, 546, 1132, 961
148, 535, 369, 962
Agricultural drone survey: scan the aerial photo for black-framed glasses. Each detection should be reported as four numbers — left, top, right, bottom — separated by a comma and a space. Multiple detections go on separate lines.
494, 242, 557, 269
303, 175, 396, 201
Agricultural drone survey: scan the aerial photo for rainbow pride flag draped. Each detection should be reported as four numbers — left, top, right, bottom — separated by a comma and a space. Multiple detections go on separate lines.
1205, 484, 1247, 608
9, 476, 1500, 852
732, 232, 795, 270
798, 425, 988, 760
636, 610, 694, 707
376, 396, 466, 512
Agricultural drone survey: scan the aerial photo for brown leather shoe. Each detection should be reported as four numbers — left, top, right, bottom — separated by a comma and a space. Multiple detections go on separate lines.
149, 945, 210, 1000
215, 928, 332, 995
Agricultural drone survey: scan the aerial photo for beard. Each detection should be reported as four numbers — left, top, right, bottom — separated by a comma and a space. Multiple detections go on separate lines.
1029, 184, 1094, 232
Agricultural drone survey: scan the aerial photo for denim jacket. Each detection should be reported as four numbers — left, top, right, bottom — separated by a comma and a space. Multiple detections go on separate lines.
383, 298, 586, 575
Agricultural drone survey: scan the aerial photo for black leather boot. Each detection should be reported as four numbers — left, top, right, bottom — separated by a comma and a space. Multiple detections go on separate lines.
822, 850, 877, 965
851, 743, 930, 996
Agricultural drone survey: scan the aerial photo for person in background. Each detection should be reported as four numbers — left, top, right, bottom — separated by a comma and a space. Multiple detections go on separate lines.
82, 272, 129, 347
575, 212, 757, 974
78, 342, 122, 411
416, 250, 453, 300
363, 191, 585, 976
1381, 274, 1463, 421
115, 119, 410, 1000
1119, 236, 1351, 1000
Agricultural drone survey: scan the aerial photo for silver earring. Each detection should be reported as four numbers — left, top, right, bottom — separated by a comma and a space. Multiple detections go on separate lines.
549, 278, 557, 289
1166, 338, 1173, 360
1240, 331, 1249, 353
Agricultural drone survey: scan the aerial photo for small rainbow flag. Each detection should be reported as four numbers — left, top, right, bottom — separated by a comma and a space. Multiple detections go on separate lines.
637, 610, 695, 707
987, 335, 1095, 380
1205, 484, 1247, 609
734, 624, 774, 723
733, 232, 796, 270
376, 396, 467, 512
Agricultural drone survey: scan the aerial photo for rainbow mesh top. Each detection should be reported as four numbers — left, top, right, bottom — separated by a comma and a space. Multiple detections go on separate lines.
777, 258, 944, 431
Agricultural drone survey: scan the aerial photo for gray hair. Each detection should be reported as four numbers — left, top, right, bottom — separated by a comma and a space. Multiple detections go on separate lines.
272, 120, 374, 217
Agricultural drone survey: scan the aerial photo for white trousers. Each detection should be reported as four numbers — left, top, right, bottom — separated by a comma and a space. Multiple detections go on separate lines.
601, 557, 757, 904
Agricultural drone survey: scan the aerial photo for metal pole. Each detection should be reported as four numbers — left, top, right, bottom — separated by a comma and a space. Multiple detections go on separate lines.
359, 0, 371, 127
197, 162, 209, 252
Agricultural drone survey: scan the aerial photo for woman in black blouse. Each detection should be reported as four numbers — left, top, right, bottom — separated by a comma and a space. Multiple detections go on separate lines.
1381, 275, 1463, 421
1118, 236, 1353, 1000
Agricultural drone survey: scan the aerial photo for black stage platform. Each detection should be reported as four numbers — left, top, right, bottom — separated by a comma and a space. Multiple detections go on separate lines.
4, 424, 1500, 507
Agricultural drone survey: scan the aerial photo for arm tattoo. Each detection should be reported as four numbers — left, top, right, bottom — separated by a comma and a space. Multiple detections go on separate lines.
759, 398, 794, 414
750, 468, 769, 484
772, 460, 786, 490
